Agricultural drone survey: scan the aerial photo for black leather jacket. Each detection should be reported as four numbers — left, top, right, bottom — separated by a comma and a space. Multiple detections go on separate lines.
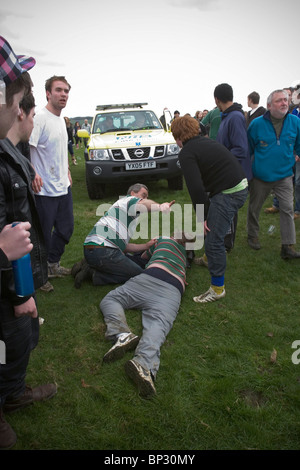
0, 139, 48, 305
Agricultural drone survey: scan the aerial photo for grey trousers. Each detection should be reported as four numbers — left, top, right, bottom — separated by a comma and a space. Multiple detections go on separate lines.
100, 273, 182, 378
247, 176, 296, 245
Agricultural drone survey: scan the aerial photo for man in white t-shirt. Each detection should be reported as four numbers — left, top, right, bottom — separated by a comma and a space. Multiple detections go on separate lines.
30, 76, 74, 291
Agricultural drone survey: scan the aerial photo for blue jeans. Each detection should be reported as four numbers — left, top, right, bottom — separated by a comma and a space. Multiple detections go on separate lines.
205, 188, 248, 280
84, 246, 144, 285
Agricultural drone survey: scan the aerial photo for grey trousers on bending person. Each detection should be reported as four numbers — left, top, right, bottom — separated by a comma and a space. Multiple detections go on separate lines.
100, 273, 182, 379
247, 176, 296, 245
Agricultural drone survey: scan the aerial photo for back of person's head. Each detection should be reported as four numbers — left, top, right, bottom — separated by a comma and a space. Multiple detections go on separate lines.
248, 91, 260, 104
5, 72, 33, 107
127, 183, 149, 194
171, 114, 200, 143
214, 83, 233, 103
19, 92, 35, 115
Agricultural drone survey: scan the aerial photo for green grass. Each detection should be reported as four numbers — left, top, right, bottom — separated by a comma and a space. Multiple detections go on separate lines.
8, 146, 300, 450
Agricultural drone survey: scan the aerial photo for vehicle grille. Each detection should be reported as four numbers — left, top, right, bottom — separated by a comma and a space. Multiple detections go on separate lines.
112, 149, 124, 160
154, 146, 164, 157
127, 147, 151, 159
111, 146, 166, 161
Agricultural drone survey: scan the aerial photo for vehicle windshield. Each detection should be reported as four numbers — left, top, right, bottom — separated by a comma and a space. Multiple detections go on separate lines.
92, 110, 162, 134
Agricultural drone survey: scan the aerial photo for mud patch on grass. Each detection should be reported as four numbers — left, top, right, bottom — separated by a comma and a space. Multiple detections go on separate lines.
239, 389, 267, 408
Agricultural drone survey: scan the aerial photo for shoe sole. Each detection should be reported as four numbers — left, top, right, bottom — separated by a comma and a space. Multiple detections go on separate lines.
124, 360, 156, 399
103, 336, 139, 363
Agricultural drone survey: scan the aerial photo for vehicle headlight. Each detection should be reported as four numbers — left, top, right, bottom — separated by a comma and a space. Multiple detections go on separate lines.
166, 143, 180, 155
89, 149, 110, 160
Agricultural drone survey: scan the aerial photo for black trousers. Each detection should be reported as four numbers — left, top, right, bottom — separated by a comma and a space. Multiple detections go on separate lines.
0, 298, 39, 407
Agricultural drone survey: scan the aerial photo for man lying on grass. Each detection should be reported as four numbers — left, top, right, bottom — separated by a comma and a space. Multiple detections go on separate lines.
100, 231, 194, 399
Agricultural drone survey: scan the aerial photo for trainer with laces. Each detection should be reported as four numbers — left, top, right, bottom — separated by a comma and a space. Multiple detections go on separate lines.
100, 232, 193, 397
48, 261, 71, 278
29, 75, 74, 288
103, 332, 140, 363
171, 115, 248, 304
194, 253, 208, 267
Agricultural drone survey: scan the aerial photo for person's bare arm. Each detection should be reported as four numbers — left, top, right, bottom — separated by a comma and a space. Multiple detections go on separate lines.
137, 199, 175, 212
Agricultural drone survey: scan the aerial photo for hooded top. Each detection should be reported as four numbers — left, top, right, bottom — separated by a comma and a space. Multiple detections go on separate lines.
216, 102, 253, 181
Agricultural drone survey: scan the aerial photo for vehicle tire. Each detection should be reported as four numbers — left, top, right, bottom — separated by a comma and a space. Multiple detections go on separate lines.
86, 174, 105, 199
167, 175, 183, 191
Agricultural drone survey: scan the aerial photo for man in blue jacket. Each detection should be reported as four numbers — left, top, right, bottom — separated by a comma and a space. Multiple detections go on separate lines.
214, 83, 252, 253
247, 89, 300, 259
215, 83, 253, 181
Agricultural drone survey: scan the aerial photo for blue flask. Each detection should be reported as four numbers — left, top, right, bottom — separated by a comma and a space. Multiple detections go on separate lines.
11, 222, 35, 297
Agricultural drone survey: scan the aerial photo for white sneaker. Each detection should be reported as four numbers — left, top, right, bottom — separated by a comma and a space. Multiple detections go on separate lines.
124, 359, 156, 399
193, 286, 226, 303
103, 333, 139, 363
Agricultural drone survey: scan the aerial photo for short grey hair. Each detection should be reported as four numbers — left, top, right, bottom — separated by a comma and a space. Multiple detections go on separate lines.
127, 183, 149, 195
267, 89, 288, 105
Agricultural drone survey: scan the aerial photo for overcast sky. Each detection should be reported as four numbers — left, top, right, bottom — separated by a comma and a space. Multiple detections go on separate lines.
1, 0, 299, 119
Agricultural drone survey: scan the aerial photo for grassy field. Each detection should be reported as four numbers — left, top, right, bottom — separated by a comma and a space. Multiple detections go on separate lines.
7, 146, 300, 451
